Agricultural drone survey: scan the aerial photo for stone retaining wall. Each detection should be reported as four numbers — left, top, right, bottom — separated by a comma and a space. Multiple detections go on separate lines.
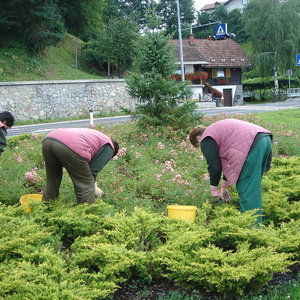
0, 79, 135, 121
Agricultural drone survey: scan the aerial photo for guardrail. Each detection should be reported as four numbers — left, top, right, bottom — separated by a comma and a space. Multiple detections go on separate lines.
287, 88, 300, 98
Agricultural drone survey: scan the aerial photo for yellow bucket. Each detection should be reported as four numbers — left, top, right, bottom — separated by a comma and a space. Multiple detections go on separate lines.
167, 205, 197, 222
19, 194, 43, 213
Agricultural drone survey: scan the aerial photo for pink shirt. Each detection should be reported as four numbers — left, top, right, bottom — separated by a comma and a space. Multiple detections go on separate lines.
45, 128, 114, 162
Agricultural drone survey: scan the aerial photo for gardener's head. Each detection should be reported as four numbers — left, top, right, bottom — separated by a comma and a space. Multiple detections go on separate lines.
189, 125, 207, 148
0, 111, 15, 129
111, 139, 119, 157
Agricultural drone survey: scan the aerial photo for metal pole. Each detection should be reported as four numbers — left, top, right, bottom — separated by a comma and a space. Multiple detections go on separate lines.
176, 0, 185, 81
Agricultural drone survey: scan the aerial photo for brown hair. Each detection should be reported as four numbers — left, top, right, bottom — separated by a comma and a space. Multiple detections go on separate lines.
189, 125, 207, 147
111, 139, 119, 157
0, 111, 14, 128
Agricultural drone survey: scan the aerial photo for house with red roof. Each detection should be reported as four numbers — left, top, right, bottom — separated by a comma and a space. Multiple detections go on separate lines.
170, 33, 251, 106
200, 1, 250, 13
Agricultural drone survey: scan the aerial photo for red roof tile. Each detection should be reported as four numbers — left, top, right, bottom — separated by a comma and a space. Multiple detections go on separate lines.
170, 38, 251, 68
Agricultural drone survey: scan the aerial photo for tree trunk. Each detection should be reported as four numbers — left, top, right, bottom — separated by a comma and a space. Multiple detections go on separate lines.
273, 67, 279, 100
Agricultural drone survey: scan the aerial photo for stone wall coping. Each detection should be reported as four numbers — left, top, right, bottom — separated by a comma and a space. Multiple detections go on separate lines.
0, 79, 125, 86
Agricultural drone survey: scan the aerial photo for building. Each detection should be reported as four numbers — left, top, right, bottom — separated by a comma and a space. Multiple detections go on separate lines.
200, 0, 250, 13
200, 0, 287, 13
170, 33, 251, 106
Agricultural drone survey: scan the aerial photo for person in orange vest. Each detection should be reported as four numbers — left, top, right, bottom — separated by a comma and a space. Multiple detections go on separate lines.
189, 119, 273, 222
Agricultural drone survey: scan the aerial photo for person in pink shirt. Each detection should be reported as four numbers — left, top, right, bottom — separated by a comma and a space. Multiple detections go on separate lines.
189, 119, 272, 222
42, 128, 119, 204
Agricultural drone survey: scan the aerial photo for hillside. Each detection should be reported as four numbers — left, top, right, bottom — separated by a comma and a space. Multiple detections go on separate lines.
0, 34, 105, 82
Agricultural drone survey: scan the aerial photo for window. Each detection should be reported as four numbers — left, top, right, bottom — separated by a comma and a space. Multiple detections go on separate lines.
212, 68, 231, 78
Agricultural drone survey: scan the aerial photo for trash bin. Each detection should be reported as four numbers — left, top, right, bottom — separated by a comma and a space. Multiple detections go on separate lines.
215, 97, 220, 107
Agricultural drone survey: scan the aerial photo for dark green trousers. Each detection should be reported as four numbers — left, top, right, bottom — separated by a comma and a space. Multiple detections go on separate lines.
42, 139, 112, 204
236, 136, 272, 223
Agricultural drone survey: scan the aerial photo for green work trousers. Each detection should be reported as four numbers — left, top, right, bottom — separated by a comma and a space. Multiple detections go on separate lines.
236, 136, 272, 223
42, 139, 112, 204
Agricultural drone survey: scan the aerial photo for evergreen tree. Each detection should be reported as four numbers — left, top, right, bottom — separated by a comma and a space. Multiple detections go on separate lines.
125, 15, 201, 129
0, 0, 65, 53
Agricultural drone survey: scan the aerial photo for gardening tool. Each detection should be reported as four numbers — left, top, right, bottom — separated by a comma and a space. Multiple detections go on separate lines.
214, 191, 231, 205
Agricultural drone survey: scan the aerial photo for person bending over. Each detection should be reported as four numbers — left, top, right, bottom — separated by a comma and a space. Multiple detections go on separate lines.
189, 119, 272, 222
42, 128, 119, 204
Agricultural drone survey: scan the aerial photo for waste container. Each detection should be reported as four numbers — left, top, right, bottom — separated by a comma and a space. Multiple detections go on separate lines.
215, 97, 221, 107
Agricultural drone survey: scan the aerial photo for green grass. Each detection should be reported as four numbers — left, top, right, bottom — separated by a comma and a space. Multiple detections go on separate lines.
0, 34, 105, 82
1, 113, 300, 299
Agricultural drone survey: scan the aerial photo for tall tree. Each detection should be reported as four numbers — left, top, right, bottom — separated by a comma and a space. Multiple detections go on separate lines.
243, 0, 300, 96
84, 16, 140, 77
58, 0, 106, 40
0, 0, 65, 53
156, 0, 195, 36
124, 14, 201, 128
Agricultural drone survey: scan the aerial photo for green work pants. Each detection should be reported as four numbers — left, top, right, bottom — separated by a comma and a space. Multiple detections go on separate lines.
236, 136, 272, 223
42, 139, 112, 204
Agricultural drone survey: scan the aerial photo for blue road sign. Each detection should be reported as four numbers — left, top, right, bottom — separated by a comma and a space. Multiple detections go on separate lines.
214, 23, 227, 38
296, 54, 300, 66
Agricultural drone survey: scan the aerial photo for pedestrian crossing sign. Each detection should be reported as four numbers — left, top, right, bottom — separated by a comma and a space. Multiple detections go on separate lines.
214, 23, 227, 38
296, 54, 300, 66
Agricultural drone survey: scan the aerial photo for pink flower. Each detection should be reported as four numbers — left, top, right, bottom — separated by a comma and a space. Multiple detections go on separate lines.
17, 157, 23, 163
24, 169, 43, 185
170, 174, 190, 186
135, 152, 141, 158
179, 140, 187, 147
162, 160, 174, 173
31, 133, 39, 139
156, 174, 162, 181
118, 147, 127, 157
157, 142, 165, 149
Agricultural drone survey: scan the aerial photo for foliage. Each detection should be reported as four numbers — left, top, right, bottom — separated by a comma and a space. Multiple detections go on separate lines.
125, 26, 201, 128
195, 6, 248, 43
243, 0, 300, 95
0, 0, 65, 53
0, 112, 300, 299
84, 16, 140, 77
0, 33, 104, 82
58, 0, 106, 41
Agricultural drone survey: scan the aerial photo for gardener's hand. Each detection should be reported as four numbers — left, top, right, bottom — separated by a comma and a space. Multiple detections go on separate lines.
210, 185, 221, 198
95, 183, 104, 198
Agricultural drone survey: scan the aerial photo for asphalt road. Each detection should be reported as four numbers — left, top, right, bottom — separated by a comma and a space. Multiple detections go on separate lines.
7, 99, 300, 137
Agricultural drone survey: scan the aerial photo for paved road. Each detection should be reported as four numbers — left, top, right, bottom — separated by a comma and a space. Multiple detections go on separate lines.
8, 99, 300, 137
196, 98, 300, 115
8, 115, 131, 137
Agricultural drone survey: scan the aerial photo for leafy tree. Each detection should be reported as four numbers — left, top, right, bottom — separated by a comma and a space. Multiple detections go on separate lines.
84, 16, 140, 77
0, 0, 65, 53
243, 0, 300, 96
125, 17, 202, 129
156, 0, 195, 37
57, 0, 106, 40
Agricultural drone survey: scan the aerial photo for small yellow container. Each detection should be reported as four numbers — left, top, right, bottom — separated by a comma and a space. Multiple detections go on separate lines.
20, 194, 43, 213
167, 205, 197, 222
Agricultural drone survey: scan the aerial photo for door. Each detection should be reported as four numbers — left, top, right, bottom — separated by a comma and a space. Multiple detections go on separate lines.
223, 89, 232, 106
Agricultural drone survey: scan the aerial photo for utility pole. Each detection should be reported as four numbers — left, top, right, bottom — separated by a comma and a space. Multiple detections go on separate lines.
176, 0, 185, 81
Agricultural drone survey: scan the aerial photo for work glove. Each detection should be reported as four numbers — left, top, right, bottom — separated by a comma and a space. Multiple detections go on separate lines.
95, 182, 104, 198
210, 185, 221, 198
